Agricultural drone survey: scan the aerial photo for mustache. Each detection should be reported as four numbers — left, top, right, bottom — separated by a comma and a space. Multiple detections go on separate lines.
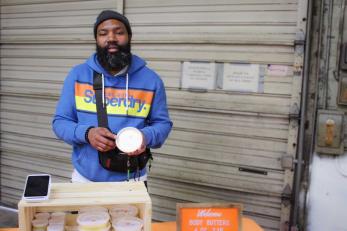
105, 42, 120, 50
96, 42, 131, 72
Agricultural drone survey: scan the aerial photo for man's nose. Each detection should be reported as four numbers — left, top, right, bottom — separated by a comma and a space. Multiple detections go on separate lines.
107, 32, 118, 42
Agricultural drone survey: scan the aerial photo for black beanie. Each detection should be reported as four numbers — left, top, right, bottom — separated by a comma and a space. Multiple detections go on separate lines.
94, 10, 132, 39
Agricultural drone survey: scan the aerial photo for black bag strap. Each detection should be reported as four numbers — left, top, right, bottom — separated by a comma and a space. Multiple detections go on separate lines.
93, 71, 109, 128
92, 70, 152, 175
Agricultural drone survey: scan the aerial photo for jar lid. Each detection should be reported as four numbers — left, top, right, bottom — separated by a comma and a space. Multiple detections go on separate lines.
49, 217, 65, 225
116, 127, 143, 153
109, 205, 138, 218
112, 216, 143, 231
34, 212, 50, 220
77, 212, 110, 227
50, 212, 66, 218
47, 224, 64, 231
32, 219, 49, 228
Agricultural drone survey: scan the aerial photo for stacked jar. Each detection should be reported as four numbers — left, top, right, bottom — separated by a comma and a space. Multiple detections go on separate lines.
47, 212, 66, 231
77, 207, 110, 231
32, 213, 50, 231
109, 205, 143, 231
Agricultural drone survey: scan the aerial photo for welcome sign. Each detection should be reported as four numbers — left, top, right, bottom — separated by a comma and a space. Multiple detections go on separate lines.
177, 203, 242, 231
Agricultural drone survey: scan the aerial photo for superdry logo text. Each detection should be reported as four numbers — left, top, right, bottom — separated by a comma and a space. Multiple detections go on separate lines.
74, 82, 153, 117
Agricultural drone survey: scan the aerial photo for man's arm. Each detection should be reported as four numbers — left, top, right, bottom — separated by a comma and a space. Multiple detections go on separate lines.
52, 70, 90, 145
140, 78, 173, 149
53, 69, 117, 152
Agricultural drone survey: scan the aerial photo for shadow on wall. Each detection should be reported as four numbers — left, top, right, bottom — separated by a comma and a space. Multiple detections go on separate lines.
0, 206, 18, 228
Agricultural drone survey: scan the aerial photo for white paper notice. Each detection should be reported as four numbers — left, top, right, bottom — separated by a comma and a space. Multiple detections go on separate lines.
266, 64, 292, 76
222, 63, 260, 92
181, 62, 216, 90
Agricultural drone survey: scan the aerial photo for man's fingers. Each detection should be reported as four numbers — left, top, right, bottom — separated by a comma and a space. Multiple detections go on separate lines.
96, 135, 114, 147
99, 128, 115, 140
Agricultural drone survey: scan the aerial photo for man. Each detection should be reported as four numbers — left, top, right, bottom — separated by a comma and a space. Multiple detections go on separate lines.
52, 10, 172, 183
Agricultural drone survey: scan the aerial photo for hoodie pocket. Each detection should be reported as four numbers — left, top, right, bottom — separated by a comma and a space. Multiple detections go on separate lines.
75, 145, 88, 163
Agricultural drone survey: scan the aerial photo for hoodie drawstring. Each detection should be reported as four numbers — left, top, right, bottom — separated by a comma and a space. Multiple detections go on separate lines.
100, 73, 129, 113
125, 73, 129, 114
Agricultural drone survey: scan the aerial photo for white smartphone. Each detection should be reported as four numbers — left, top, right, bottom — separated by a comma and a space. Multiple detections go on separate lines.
22, 174, 51, 202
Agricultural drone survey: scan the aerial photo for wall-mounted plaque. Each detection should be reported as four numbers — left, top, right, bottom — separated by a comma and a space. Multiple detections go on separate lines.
181, 62, 217, 90
222, 63, 260, 92
266, 64, 293, 76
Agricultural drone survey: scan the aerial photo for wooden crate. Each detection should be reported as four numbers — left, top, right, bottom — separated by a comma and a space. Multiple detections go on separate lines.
18, 182, 151, 231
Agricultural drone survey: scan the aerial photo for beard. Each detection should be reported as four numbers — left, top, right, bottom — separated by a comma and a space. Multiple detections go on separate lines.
96, 42, 131, 72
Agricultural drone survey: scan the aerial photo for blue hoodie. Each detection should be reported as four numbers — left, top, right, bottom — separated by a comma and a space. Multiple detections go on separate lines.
52, 53, 172, 181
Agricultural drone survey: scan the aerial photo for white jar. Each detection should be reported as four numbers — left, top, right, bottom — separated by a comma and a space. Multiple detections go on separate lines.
32, 219, 48, 231
116, 127, 143, 153
77, 211, 110, 231
109, 205, 138, 219
112, 216, 143, 231
50, 212, 66, 218
47, 224, 64, 231
34, 212, 50, 220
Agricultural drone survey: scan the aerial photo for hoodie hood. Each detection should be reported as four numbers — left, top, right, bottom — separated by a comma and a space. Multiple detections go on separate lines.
86, 53, 146, 77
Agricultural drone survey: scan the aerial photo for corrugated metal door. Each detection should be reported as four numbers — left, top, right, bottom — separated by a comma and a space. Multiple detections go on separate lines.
0, 1, 308, 230
126, 1, 307, 230
0, 0, 123, 204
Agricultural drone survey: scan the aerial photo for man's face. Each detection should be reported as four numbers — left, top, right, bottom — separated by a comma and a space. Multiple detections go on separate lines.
96, 19, 131, 73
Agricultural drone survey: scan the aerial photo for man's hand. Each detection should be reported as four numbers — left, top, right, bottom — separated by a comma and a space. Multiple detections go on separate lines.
127, 132, 146, 156
88, 127, 116, 152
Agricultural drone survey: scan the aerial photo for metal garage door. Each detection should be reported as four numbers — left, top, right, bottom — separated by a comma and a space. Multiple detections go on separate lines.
0, 0, 123, 205
0, 1, 308, 230
125, 1, 307, 230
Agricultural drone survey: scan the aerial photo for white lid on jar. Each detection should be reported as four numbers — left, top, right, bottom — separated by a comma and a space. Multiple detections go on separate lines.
50, 212, 66, 218
34, 212, 50, 220
112, 216, 143, 231
79, 206, 108, 214
49, 217, 65, 225
116, 127, 143, 153
47, 224, 64, 231
77, 211, 110, 227
109, 205, 138, 218
32, 219, 49, 228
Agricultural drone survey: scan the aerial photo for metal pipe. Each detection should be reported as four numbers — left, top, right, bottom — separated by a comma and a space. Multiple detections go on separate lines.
290, 0, 313, 228
324, 0, 334, 109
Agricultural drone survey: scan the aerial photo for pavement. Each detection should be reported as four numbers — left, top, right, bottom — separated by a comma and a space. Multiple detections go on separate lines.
0, 206, 18, 228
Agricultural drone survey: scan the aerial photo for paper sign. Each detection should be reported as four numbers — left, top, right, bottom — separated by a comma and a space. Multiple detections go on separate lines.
182, 62, 217, 90
177, 203, 242, 231
222, 63, 260, 92
266, 64, 292, 76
